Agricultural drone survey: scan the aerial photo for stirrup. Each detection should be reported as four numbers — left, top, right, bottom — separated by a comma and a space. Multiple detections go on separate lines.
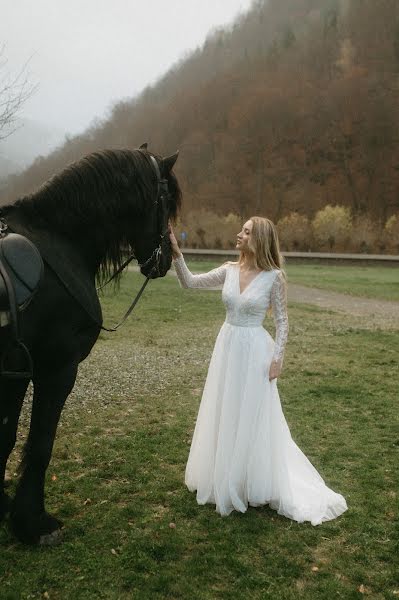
0, 340, 33, 379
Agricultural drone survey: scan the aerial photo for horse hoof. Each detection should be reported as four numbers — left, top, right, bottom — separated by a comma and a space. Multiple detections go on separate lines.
39, 529, 63, 546
10, 511, 64, 545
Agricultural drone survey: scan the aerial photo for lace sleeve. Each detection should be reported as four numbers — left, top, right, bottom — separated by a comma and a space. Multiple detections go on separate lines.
173, 254, 227, 288
271, 271, 289, 366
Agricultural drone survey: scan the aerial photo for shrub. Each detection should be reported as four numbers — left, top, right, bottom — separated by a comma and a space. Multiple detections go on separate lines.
176, 211, 242, 249
385, 214, 399, 253
175, 207, 395, 254
349, 216, 381, 254
221, 213, 243, 249
312, 205, 352, 251
277, 212, 312, 251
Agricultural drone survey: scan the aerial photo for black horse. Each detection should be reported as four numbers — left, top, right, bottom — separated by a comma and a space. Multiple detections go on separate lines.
0, 146, 181, 544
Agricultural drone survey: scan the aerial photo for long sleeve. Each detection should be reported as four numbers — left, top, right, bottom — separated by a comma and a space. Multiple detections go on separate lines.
270, 272, 289, 366
173, 254, 227, 289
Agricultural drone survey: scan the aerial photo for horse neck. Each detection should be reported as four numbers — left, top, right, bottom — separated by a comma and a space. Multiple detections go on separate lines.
7, 197, 132, 278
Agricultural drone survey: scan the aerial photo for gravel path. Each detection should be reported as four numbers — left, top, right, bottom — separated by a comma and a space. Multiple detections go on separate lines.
287, 283, 399, 329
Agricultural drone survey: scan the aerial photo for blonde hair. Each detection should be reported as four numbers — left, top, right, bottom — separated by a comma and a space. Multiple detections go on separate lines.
239, 216, 284, 272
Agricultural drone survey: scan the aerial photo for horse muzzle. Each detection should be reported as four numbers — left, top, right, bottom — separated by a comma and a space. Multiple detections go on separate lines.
140, 246, 169, 279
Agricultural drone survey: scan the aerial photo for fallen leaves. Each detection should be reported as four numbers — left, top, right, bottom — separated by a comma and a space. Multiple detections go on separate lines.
358, 584, 372, 595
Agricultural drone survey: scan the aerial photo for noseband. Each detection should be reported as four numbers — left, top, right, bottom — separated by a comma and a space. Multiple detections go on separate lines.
100, 155, 170, 331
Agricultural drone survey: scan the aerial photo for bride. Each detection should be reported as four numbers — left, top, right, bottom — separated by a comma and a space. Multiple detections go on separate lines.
169, 216, 347, 525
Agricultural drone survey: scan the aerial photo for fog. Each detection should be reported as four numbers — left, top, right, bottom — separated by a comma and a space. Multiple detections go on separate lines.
1, 0, 252, 149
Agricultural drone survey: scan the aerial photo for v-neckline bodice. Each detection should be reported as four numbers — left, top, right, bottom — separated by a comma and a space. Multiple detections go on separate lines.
237, 266, 264, 296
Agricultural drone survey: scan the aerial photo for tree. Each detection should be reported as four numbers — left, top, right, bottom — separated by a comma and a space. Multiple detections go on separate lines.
0, 46, 36, 140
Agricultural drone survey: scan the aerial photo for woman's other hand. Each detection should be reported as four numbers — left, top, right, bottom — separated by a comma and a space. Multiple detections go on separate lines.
169, 223, 182, 259
269, 360, 281, 381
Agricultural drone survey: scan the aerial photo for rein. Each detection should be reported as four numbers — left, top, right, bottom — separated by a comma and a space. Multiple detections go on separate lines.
97, 247, 161, 333
99, 274, 151, 332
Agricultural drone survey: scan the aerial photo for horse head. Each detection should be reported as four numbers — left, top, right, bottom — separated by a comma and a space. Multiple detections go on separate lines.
132, 148, 180, 279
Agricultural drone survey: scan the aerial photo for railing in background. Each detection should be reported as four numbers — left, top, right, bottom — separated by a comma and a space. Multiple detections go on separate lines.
181, 248, 399, 266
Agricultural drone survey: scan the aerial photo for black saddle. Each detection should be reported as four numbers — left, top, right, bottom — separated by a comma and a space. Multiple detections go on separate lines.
0, 232, 43, 378
0, 233, 43, 310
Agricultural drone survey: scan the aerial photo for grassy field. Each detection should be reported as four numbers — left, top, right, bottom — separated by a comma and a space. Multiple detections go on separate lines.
1, 270, 398, 599
187, 260, 399, 302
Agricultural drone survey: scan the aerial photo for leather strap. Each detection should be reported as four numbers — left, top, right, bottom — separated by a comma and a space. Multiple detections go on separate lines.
100, 275, 150, 332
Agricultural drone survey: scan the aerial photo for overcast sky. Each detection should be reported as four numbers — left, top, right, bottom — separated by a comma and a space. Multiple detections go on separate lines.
1, 0, 253, 141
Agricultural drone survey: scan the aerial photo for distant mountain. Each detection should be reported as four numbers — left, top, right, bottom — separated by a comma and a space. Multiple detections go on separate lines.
0, 118, 64, 177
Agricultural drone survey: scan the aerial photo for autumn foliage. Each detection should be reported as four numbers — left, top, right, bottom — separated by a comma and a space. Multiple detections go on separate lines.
1, 0, 399, 252
173, 206, 399, 253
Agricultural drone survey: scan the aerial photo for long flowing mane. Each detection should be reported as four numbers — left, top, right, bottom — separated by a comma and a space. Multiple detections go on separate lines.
2, 149, 181, 283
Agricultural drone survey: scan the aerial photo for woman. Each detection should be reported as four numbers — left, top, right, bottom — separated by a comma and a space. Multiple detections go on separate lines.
170, 217, 347, 525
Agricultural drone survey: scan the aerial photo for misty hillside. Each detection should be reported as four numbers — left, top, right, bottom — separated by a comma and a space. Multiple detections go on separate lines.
0, 118, 64, 179
0, 155, 20, 180
1, 0, 399, 230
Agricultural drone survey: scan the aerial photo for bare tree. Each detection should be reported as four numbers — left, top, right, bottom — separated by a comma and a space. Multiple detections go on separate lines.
0, 45, 37, 140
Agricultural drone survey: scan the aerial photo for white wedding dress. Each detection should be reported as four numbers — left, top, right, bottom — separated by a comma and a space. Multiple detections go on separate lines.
174, 255, 348, 525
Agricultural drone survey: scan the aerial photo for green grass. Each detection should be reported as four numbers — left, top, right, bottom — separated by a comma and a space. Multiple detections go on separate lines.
1, 272, 398, 599
186, 260, 399, 301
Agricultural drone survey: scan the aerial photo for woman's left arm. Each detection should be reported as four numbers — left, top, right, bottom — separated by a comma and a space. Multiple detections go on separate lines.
269, 272, 289, 381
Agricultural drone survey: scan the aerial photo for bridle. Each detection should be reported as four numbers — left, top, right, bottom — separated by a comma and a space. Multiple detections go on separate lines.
100, 154, 170, 331
140, 155, 170, 277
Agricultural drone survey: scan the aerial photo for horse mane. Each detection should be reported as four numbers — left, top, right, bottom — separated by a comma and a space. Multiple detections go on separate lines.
4, 149, 181, 283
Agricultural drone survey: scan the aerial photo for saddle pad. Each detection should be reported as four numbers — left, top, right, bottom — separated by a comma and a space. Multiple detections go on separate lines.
5, 218, 102, 326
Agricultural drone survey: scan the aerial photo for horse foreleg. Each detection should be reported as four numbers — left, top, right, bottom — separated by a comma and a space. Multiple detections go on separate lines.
0, 377, 29, 521
11, 362, 78, 544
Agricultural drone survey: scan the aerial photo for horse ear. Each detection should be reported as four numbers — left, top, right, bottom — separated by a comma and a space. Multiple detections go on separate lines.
161, 151, 179, 173
139, 143, 148, 150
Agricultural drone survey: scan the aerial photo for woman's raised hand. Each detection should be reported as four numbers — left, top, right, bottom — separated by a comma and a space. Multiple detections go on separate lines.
169, 223, 182, 259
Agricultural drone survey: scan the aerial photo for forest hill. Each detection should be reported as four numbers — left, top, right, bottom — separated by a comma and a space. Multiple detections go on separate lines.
1, 0, 399, 252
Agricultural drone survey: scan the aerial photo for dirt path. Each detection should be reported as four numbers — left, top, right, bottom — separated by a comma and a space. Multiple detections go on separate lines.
287, 284, 399, 329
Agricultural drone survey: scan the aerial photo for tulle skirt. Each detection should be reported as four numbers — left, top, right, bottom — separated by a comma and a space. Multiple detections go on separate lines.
185, 322, 348, 525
